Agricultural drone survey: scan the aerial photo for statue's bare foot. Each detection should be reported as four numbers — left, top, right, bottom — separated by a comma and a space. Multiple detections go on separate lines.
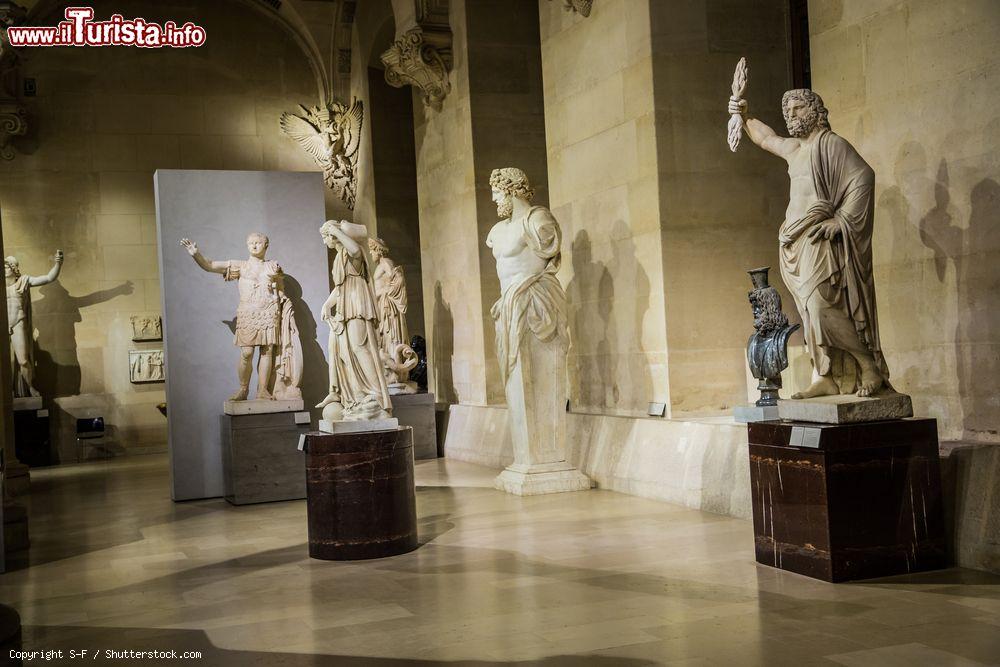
791, 376, 839, 399
856, 370, 884, 397
315, 392, 340, 409
229, 386, 249, 401
257, 389, 274, 401
28, 387, 40, 398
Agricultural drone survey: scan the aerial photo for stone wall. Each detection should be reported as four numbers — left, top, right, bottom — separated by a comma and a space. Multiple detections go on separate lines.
809, 0, 1000, 442
538, 0, 669, 418
650, 0, 795, 415
0, 0, 322, 458
409, 0, 490, 405
538, 0, 793, 417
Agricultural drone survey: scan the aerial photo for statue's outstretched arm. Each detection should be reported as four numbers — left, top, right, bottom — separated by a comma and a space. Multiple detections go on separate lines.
179, 238, 228, 274
29, 249, 64, 287
728, 99, 797, 159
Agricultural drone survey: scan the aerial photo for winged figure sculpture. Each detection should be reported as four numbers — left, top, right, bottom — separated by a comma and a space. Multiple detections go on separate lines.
279, 97, 364, 209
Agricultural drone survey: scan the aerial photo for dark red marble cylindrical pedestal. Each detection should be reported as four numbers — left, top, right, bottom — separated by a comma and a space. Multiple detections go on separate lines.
303, 427, 418, 560
0, 603, 21, 661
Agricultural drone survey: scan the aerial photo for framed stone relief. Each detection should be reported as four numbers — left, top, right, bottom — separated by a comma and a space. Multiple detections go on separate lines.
129, 350, 165, 384
131, 315, 162, 341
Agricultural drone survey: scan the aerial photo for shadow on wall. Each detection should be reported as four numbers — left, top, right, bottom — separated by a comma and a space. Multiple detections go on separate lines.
920, 168, 1000, 441
566, 224, 652, 415
33, 280, 135, 397
284, 274, 328, 407
431, 281, 456, 404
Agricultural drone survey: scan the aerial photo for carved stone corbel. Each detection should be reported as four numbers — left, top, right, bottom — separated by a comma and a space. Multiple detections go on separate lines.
0, 2, 27, 161
552, 0, 593, 17
380, 1, 453, 111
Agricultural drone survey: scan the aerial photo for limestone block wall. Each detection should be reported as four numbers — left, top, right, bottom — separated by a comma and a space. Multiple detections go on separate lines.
409, 0, 491, 406
649, 0, 795, 415
809, 0, 1000, 442
0, 0, 321, 457
538, 0, 670, 418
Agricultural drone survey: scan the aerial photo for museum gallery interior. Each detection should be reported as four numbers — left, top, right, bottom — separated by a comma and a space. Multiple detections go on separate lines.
0, 0, 998, 664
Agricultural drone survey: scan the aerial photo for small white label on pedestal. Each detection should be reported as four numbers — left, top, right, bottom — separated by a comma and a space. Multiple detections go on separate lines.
800, 427, 821, 448
789, 426, 821, 448
294, 411, 310, 425
297, 434, 307, 451
37, 409, 49, 417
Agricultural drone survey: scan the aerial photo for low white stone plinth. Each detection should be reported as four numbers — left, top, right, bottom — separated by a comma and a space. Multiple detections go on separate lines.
733, 405, 779, 423
318, 418, 399, 434
778, 392, 913, 424
223, 398, 304, 416
495, 461, 593, 496
12, 396, 42, 411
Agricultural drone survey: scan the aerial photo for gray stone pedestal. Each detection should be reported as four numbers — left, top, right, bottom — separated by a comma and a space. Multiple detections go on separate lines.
734, 404, 779, 423
221, 411, 309, 505
391, 392, 438, 460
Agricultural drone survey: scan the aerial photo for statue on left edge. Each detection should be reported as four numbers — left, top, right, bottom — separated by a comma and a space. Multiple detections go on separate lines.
5, 250, 63, 397
180, 234, 302, 403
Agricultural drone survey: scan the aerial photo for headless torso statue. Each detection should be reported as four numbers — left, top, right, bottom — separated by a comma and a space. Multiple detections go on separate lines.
730, 90, 892, 400
180, 234, 302, 404
486, 168, 590, 495
5, 250, 63, 398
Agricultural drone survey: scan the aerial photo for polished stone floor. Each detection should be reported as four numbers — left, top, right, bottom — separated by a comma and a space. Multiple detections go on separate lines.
3, 454, 999, 666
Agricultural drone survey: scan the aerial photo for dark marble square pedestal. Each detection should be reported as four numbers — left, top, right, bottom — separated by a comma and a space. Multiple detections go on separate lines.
748, 419, 945, 582
221, 411, 309, 505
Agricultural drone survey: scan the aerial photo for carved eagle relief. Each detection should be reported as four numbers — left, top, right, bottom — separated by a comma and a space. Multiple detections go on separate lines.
279, 97, 364, 209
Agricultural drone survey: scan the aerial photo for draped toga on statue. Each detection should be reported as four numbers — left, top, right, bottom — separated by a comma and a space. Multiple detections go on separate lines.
376, 264, 409, 352
778, 129, 890, 392
489, 206, 568, 387
328, 247, 390, 412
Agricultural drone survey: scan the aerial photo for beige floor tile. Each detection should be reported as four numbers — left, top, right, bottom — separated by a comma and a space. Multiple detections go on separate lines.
1, 455, 998, 666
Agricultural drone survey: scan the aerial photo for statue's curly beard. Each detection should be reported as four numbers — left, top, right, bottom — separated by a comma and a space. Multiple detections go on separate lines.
786, 111, 818, 138
496, 194, 513, 219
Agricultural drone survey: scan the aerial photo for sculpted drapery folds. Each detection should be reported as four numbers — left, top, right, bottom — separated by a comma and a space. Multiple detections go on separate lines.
316, 220, 391, 421
368, 237, 409, 353
369, 236, 418, 394
487, 168, 568, 387
778, 127, 888, 390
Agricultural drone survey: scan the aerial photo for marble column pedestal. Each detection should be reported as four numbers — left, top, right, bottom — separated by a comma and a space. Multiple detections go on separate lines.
302, 427, 418, 560
496, 335, 591, 496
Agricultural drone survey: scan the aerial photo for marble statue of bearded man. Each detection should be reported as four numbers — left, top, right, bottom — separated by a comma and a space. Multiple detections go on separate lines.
730, 89, 890, 398
486, 167, 568, 386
